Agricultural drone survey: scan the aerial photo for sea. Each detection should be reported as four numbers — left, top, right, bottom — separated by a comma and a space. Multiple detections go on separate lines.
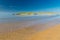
0, 13, 59, 23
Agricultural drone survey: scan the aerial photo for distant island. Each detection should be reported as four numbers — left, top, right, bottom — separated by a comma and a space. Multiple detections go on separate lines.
13, 12, 57, 16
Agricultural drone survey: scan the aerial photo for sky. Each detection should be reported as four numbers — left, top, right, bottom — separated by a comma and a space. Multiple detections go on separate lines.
0, 0, 60, 12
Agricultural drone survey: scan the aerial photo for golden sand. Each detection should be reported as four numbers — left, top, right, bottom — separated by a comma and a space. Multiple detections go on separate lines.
0, 24, 60, 40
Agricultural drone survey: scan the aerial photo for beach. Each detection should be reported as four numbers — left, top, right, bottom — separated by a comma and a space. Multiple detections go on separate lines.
0, 16, 60, 40
0, 0, 60, 40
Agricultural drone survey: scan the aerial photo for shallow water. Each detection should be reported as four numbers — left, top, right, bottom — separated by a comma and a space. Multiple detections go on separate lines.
0, 13, 59, 23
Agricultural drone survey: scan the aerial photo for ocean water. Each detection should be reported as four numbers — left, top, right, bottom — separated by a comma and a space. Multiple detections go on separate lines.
0, 13, 58, 23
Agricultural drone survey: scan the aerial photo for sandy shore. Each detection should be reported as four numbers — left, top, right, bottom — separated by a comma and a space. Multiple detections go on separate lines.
0, 23, 60, 40
0, 17, 60, 40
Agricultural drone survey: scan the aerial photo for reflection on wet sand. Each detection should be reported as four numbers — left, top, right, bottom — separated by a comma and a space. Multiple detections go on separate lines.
0, 16, 60, 40
0, 23, 60, 40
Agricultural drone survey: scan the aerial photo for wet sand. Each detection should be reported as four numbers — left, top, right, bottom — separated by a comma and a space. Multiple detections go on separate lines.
0, 17, 60, 40
0, 23, 60, 40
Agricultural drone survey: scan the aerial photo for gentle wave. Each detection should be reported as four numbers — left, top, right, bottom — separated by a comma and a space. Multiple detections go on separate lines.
0, 15, 58, 23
